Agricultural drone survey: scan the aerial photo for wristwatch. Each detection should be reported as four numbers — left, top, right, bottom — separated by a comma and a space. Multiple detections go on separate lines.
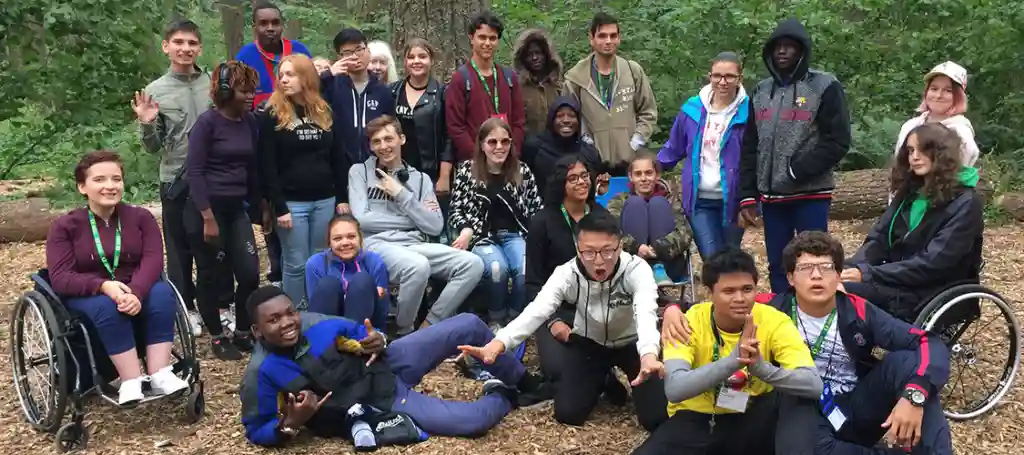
902, 387, 926, 407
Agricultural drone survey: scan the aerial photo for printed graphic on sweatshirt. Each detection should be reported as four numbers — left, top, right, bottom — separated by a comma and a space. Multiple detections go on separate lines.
288, 117, 325, 141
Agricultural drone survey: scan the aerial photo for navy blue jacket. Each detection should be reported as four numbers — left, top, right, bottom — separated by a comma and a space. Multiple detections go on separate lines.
761, 290, 949, 398
322, 72, 396, 164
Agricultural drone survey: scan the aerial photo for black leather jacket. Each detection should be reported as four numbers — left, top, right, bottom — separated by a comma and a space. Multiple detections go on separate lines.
389, 78, 453, 182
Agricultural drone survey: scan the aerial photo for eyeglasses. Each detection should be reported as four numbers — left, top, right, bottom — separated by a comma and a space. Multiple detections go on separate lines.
710, 73, 740, 83
340, 46, 367, 58
579, 248, 618, 261
486, 138, 512, 148
567, 172, 591, 184
793, 262, 837, 275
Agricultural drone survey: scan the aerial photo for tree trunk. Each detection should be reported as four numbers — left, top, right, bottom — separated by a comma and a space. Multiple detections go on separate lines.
830, 169, 994, 221
221, 0, 246, 60
284, 19, 303, 41
0, 198, 59, 244
389, 0, 480, 80
995, 192, 1024, 221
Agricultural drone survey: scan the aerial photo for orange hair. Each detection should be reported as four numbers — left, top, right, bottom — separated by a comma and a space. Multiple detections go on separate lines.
916, 75, 968, 116
267, 54, 333, 131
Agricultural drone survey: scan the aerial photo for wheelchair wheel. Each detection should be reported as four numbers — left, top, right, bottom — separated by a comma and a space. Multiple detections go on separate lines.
10, 291, 68, 433
54, 422, 88, 452
914, 284, 1021, 421
167, 280, 199, 383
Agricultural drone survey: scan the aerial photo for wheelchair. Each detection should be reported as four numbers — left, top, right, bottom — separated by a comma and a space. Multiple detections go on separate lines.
8, 269, 206, 452
909, 280, 1021, 421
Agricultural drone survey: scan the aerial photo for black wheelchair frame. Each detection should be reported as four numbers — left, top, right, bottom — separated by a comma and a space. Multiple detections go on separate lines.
9, 270, 206, 452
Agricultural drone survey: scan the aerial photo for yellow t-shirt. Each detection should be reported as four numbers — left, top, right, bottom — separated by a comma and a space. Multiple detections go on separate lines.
664, 302, 815, 416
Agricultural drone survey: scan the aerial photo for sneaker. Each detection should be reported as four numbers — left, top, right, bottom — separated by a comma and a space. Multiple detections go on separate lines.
270, 281, 282, 288
211, 336, 243, 361
652, 263, 674, 287
455, 354, 496, 381
233, 331, 255, 353
187, 311, 203, 336
149, 366, 189, 396
603, 372, 630, 407
118, 377, 144, 406
220, 310, 237, 333
516, 373, 554, 409
482, 379, 518, 407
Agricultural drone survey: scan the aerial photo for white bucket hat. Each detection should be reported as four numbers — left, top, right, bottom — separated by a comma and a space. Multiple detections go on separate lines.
924, 61, 968, 89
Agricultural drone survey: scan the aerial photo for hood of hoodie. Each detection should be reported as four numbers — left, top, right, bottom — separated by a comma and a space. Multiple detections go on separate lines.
513, 28, 563, 86
699, 83, 748, 114
546, 95, 584, 143
763, 18, 813, 84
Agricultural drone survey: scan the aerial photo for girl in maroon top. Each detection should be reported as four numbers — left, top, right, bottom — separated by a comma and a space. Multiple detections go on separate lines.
46, 151, 188, 406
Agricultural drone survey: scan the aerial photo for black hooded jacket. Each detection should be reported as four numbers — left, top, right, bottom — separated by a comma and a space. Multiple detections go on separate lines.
738, 18, 852, 203
521, 96, 604, 195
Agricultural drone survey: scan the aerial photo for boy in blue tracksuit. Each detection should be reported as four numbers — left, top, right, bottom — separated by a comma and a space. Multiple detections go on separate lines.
767, 232, 951, 455
240, 286, 547, 449
322, 28, 396, 165
235, 2, 312, 109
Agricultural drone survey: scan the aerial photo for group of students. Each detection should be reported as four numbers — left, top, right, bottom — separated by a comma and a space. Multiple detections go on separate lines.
41, 1, 985, 453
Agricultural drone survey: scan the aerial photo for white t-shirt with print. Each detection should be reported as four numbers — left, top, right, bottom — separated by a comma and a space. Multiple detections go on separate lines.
796, 307, 859, 394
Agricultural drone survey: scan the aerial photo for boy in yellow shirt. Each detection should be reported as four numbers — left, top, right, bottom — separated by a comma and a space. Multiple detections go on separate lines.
632, 248, 821, 455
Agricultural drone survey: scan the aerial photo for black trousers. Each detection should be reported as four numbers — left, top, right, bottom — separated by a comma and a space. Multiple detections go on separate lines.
161, 184, 237, 312
263, 229, 282, 282
183, 197, 259, 336
631, 391, 818, 455
553, 335, 668, 432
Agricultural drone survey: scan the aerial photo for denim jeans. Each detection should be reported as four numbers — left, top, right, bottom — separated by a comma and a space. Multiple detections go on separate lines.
276, 197, 336, 306
761, 198, 830, 293
688, 197, 745, 261
471, 231, 527, 323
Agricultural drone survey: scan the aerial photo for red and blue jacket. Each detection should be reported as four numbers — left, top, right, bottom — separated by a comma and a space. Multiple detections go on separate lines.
235, 39, 312, 109
758, 290, 949, 398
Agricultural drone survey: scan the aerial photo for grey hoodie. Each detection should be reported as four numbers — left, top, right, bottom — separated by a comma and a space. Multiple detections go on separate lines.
140, 67, 212, 183
348, 156, 444, 246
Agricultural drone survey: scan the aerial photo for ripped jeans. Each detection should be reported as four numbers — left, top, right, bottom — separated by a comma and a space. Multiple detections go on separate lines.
471, 231, 526, 324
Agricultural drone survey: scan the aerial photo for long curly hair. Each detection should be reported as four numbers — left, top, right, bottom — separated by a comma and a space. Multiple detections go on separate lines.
267, 54, 333, 132
890, 123, 964, 205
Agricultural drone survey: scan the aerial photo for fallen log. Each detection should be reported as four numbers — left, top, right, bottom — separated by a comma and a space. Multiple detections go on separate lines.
994, 192, 1024, 222
0, 198, 60, 243
830, 168, 994, 221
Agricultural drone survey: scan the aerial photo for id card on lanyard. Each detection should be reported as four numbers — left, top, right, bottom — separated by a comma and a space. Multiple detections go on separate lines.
709, 311, 750, 414
560, 204, 589, 246
792, 297, 846, 431
471, 59, 505, 122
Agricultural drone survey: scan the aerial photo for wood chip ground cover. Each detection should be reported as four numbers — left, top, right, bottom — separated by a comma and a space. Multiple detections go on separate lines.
0, 220, 1020, 454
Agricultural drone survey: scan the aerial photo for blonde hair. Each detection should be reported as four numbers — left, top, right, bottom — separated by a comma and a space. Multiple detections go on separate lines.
267, 54, 333, 132
368, 40, 399, 83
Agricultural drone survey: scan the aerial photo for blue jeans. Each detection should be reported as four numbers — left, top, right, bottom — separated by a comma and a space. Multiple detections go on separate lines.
388, 313, 525, 436
688, 198, 744, 260
65, 281, 178, 356
761, 198, 831, 293
471, 231, 526, 323
277, 197, 336, 306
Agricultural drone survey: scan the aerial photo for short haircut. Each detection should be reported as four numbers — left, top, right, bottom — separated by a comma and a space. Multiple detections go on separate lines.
333, 28, 367, 53
627, 149, 662, 174
701, 248, 758, 289
782, 231, 845, 274
74, 150, 123, 185
577, 210, 622, 238
209, 61, 259, 108
589, 12, 619, 36
246, 285, 289, 323
163, 19, 202, 42
467, 10, 504, 38
712, 51, 742, 68
365, 115, 403, 139
252, 1, 281, 21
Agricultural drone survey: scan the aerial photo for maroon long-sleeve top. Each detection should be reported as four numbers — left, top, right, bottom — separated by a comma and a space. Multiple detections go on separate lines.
45, 203, 164, 300
445, 63, 525, 162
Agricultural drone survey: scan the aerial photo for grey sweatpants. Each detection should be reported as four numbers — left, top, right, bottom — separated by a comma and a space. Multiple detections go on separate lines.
367, 240, 484, 334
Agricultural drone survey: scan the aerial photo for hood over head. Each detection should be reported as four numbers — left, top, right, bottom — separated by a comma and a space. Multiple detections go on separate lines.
763, 18, 813, 84
513, 28, 563, 86
546, 95, 583, 145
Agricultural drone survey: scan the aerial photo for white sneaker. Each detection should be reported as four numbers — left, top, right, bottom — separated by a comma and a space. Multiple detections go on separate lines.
118, 378, 144, 406
188, 311, 203, 336
220, 310, 236, 333
149, 366, 189, 396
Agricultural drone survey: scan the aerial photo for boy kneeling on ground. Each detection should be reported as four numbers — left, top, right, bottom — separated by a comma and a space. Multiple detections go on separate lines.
635, 248, 822, 455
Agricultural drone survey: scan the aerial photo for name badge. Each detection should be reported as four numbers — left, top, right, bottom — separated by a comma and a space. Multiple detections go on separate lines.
715, 387, 749, 413
491, 113, 508, 123
819, 383, 847, 431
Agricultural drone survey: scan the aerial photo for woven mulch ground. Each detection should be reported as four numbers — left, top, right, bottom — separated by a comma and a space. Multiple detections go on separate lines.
0, 219, 1020, 454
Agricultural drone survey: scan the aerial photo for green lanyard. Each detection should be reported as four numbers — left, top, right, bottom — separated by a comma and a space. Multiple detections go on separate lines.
790, 297, 837, 359
88, 210, 121, 279
560, 204, 589, 233
592, 57, 615, 108
470, 59, 500, 114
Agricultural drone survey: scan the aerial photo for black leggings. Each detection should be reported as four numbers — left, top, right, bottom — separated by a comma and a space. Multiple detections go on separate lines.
184, 197, 259, 336
161, 185, 235, 311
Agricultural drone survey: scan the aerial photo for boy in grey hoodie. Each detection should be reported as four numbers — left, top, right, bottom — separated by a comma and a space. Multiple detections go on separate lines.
349, 116, 484, 335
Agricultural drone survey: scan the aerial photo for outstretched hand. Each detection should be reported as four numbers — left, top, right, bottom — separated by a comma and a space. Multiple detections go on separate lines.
358, 319, 385, 365
458, 339, 505, 365
631, 353, 666, 386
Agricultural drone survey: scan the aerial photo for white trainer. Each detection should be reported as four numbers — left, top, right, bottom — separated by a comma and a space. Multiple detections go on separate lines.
188, 311, 203, 336
118, 378, 144, 406
149, 366, 189, 396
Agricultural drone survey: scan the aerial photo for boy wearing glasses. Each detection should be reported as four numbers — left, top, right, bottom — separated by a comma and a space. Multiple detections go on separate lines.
763, 231, 952, 455
325, 28, 396, 166
461, 210, 669, 431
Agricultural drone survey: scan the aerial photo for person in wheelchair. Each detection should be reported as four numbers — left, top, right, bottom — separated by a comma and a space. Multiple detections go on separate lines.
606, 151, 693, 286
45, 150, 189, 406
768, 232, 953, 455
842, 123, 984, 321
240, 286, 547, 448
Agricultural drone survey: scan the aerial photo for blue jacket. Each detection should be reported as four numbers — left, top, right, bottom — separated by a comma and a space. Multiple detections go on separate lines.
762, 290, 949, 397
321, 72, 396, 163
240, 313, 395, 446
304, 249, 390, 302
235, 40, 312, 108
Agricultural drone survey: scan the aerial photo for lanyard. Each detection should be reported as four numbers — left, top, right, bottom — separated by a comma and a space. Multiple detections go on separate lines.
470, 59, 500, 114
790, 297, 837, 359
88, 210, 121, 279
559, 204, 589, 235
592, 57, 615, 108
